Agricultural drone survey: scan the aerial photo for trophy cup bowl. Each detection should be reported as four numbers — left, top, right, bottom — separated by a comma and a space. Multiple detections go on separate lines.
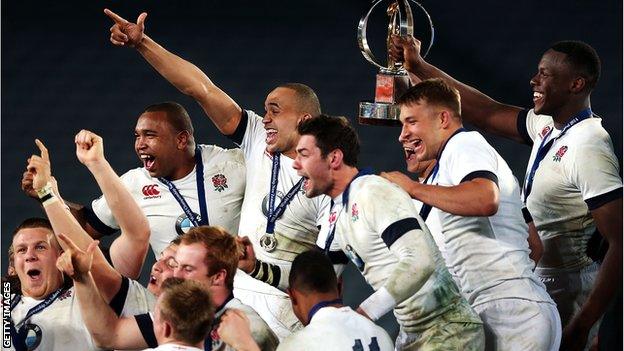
357, 0, 434, 126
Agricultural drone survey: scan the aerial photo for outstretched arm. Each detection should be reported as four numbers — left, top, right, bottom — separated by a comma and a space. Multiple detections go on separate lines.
75, 129, 150, 279
104, 9, 242, 135
390, 35, 526, 143
381, 171, 499, 217
27, 140, 121, 301
56, 234, 149, 350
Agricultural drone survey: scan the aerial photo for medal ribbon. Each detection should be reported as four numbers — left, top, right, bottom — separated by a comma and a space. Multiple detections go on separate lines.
10, 288, 66, 351
523, 108, 592, 203
265, 153, 304, 235
419, 128, 467, 221
323, 168, 373, 254
158, 146, 209, 227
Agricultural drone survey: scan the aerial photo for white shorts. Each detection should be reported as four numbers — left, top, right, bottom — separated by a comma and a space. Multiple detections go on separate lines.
535, 262, 600, 350
473, 299, 561, 351
233, 270, 302, 341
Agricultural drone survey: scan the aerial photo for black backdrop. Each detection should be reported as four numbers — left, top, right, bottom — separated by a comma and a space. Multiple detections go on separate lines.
3, 0, 622, 336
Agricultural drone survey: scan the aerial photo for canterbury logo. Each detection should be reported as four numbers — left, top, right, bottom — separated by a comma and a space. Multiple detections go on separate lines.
142, 184, 160, 197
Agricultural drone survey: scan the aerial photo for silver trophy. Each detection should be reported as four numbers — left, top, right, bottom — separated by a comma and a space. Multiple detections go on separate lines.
358, 0, 434, 126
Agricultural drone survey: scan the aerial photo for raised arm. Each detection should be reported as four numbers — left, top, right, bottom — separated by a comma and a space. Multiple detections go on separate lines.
75, 130, 150, 279
55, 234, 149, 350
390, 35, 526, 143
104, 9, 242, 135
27, 140, 121, 301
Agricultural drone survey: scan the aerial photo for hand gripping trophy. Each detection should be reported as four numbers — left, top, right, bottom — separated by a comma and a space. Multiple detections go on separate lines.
357, 0, 434, 125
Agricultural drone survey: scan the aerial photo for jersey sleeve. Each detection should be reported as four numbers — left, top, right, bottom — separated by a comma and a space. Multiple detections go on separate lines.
357, 179, 437, 309
227, 109, 266, 159
443, 133, 499, 186
568, 130, 623, 210
90, 170, 139, 233
523, 109, 554, 143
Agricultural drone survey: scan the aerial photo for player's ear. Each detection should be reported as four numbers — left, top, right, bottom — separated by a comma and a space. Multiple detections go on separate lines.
176, 131, 191, 150
329, 149, 343, 169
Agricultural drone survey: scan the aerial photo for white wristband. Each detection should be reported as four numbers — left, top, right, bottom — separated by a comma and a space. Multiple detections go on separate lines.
358, 286, 396, 321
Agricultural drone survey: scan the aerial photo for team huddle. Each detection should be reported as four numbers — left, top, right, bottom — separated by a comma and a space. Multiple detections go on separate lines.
5, 8, 621, 351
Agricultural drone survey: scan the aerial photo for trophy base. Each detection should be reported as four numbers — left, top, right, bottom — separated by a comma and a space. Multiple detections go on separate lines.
358, 101, 402, 127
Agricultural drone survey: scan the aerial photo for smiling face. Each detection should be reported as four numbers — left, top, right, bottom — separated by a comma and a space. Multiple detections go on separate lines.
398, 101, 446, 164
293, 135, 333, 198
12, 227, 63, 299
135, 111, 185, 179
530, 49, 577, 117
148, 244, 178, 296
263, 87, 307, 158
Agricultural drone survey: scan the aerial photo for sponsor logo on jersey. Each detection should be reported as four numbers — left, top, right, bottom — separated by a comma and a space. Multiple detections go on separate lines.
211, 174, 228, 192
351, 203, 359, 222
142, 184, 161, 199
261, 191, 284, 217
175, 212, 200, 235
540, 126, 552, 138
552, 145, 568, 162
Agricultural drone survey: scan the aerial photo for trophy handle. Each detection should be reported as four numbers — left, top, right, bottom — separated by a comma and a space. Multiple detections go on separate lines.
357, 0, 435, 71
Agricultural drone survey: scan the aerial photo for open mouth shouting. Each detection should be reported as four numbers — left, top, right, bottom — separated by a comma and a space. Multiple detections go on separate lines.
26, 268, 42, 282
404, 139, 423, 161
140, 154, 156, 172
265, 128, 278, 145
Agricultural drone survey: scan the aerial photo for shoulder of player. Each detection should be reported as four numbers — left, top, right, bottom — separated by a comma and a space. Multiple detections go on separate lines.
351, 175, 408, 203
198, 144, 246, 167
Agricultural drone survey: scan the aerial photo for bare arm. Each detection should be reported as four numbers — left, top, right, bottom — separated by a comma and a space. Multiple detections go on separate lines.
381, 171, 499, 217
390, 35, 526, 143
104, 9, 242, 135
27, 140, 122, 301
561, 198, 622, 350
75, 130, 150, 279
55, 234, 149, 350
527, 221, 543, 265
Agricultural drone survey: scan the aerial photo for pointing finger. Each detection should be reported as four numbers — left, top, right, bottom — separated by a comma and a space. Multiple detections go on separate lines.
104, 8, 128, 25
35, 139, 49, 162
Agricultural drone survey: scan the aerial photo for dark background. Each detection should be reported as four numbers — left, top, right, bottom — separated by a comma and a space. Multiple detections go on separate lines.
3, 0, 622, 336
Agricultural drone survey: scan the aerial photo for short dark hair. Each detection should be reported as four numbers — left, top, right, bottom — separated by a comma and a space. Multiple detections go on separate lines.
278, 83, 322, 116
550, 40, 601, 90
159, 277, 214, 344
12, 217, 53, 237
397, 78, 461, 118
289, 250, 338, 294
297, 114, 359, 167
144, 101, 195, 136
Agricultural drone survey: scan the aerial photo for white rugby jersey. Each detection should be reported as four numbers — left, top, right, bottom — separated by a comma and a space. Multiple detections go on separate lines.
91, 144, 246, 256
411, 198, 461, 287
230, 110, 331, 288
277, 306, 394, 351
9, 278, 155, 351
330, 175, 479, 332
136, 296, 278, 351
425, 130, 552, 306
519, 109, 622, 271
